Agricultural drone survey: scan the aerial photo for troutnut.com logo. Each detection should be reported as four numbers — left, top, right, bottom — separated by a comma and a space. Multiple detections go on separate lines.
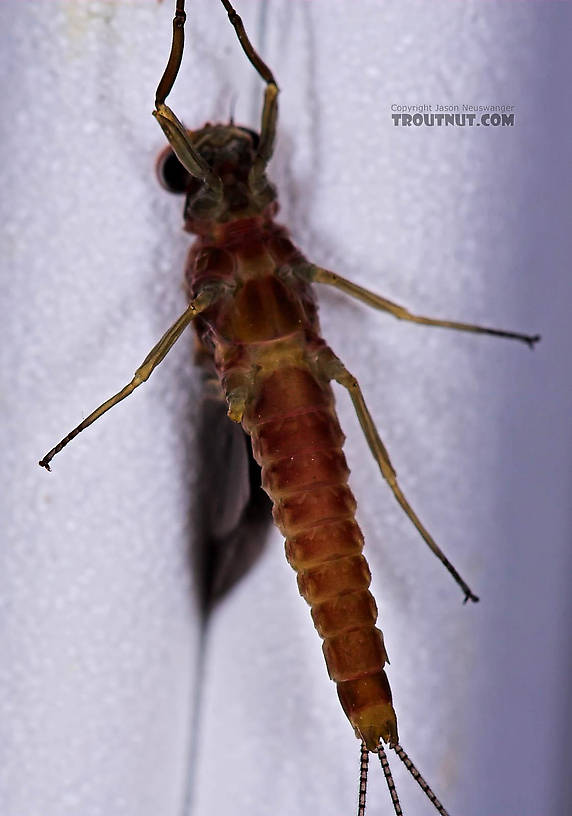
390, 104, 515, 127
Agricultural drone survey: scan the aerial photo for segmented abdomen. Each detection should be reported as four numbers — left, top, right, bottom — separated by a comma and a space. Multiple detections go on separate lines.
243, 364, 398, 750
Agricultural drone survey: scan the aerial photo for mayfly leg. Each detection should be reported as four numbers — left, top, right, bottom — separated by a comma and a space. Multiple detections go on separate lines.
319, 348, 479, 603
218, 0, 279, 188
306, 265, 540, 348
39, 287, 220, 470
155, 0, 186, 109
302, 264, 540, 348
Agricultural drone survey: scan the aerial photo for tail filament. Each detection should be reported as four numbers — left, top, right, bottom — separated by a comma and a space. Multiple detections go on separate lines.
356, 741, 451, 815
377, 743, 403, 815
393, 743, 450, 816
357, 741, 369, 816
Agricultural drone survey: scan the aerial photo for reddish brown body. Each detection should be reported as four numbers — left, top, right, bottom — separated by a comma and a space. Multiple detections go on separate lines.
186, 212, 398, 750
38, 5, 538, 810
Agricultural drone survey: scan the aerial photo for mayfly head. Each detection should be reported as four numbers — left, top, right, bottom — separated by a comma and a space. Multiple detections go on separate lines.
156, 123, 277, 232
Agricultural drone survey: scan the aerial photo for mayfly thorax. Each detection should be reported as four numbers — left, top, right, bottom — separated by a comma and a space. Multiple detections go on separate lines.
39, 1, 540, 813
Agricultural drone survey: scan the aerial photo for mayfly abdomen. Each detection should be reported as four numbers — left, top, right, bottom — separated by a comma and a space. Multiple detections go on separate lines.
241, 360, 398, 749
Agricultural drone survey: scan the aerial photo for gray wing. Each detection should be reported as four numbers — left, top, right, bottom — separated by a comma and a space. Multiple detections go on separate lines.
194, 374, 273, 609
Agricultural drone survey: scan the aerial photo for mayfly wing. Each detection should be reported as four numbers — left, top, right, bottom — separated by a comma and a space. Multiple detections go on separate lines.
193, 363, 273, 608
197, 378, 251, 543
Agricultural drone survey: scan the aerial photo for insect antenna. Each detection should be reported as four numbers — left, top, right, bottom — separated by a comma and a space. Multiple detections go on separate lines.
357, 741, 369, 816
392, 743, 450, 816
377, 743, 404, 816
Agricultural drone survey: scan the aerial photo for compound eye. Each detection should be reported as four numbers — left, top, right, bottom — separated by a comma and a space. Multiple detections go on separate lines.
156, 145, 192, 194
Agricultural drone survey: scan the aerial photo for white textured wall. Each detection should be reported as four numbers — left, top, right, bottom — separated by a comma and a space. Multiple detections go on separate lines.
2, 1, 571, 815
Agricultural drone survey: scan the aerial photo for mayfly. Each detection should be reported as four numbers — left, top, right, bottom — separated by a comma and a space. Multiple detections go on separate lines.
39, 1, 539, 813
